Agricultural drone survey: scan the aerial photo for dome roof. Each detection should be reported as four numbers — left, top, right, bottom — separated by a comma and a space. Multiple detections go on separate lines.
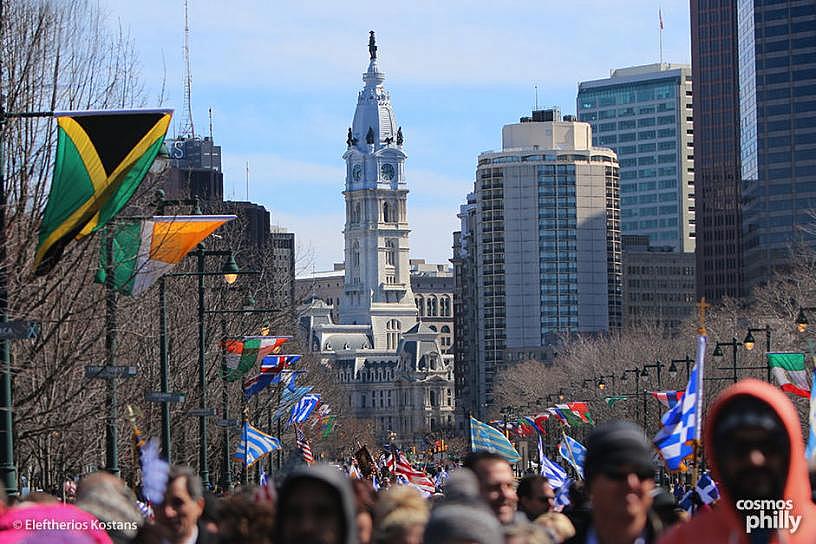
350, 32, 398, 151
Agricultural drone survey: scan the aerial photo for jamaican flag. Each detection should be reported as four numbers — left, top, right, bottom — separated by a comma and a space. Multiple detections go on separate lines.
34, 109, 173, 276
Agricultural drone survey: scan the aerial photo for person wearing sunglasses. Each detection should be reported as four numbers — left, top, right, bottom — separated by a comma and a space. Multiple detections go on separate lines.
565, 420, 662, 544
659, 379, 816, 544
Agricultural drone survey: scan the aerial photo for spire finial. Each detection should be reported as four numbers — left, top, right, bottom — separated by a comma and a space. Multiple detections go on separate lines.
369, 31, 377, 60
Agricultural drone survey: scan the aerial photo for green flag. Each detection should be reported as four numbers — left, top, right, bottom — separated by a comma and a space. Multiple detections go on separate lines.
604, 395, 628, 407
34, 109, 172, 276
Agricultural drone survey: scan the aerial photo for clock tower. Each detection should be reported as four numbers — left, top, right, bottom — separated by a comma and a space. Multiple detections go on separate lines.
340, 31, 417, 349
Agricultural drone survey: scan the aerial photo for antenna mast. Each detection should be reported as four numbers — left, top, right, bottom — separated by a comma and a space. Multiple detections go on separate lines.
246, 162, 250, 201
181, 0, 195, 139
208, 107, 213, 140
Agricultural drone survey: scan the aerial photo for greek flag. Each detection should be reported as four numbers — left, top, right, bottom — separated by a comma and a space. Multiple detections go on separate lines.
555, 479, 572, 507
678, 489, 694, 512
695, 472, 719, 504
233, 423, 281, 467
537, 435, 567, 489
558, 435, 586, 478
289, 393, 321, 424
469, 416, 521, 462
654, 335, 706, 471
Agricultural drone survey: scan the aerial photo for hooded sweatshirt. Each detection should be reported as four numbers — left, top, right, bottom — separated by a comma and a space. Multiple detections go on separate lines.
659, 379, 816, 544
274, 464, 358, 544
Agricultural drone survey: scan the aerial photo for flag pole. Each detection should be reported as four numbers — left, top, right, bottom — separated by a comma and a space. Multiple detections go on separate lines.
241, 407, 249, 487
561, 428, 582, 480
659, 7, 664, 64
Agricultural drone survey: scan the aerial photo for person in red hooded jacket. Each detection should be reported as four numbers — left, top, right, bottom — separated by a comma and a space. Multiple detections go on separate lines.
659, 378, 816, 544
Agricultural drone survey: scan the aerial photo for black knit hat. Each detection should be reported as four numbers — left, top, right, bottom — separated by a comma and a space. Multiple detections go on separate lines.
584, 420, 655, 485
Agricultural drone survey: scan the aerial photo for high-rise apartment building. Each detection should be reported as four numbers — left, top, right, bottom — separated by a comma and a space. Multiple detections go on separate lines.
453, 109, 621, 417
577, 63, 695, 253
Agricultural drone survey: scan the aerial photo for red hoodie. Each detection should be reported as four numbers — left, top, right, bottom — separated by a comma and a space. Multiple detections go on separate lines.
659, 379, 816, 544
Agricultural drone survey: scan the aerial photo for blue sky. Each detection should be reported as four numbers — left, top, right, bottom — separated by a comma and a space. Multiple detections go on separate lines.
103, 0, 691, 272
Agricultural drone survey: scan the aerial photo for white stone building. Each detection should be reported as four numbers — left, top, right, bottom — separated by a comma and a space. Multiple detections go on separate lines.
298, 33, 455, 445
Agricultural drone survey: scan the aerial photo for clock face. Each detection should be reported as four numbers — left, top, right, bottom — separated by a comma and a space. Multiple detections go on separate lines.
381, 163, 395, 181
352, 164, 362, 181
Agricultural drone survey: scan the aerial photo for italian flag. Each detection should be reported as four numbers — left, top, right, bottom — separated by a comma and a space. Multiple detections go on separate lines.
225, 336, 291, 382
97, 215, 235, 296
554, 403, 595, 426
768, 352, 811, 397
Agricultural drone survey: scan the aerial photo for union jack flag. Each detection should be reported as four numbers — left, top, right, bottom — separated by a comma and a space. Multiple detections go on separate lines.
295, 425, 314, 464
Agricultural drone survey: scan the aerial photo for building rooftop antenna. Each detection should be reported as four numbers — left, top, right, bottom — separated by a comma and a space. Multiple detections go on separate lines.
208, 107, 213, 140
180, 0, 195, 139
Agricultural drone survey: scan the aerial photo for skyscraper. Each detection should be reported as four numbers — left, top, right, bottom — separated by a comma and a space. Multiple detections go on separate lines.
454, 109, 621, 416
577, 63, 695, 253
690, 0, 744, 301
739, 0, 816, 288
691, 0, 816, 296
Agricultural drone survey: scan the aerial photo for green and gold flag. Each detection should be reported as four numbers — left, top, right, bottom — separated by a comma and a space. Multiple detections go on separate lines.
34, 109, 173, 275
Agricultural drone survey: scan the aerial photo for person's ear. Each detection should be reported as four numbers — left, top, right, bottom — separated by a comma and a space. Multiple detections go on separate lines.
196, 497, 205, 515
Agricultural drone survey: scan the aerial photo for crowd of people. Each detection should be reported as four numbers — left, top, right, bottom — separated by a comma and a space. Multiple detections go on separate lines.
0, 379, 814, 543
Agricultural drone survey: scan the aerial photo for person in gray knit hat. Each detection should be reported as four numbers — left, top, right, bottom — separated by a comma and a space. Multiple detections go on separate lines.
564, 420, 662, 544
75, 472, 143, 544
423, 503, 504, 544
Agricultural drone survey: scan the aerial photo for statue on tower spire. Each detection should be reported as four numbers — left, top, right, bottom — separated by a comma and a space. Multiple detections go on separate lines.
369, 31, 377, 60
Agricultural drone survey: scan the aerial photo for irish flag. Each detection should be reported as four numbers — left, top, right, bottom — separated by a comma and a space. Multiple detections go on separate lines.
225, 336, 291, 382
96, 215, 235, 296
768, 352, 810, 397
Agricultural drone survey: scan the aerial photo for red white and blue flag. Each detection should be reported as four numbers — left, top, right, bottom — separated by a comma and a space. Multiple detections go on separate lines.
651, 390, 685, 409
295, 425, 314, 465
261, 355, 302, 374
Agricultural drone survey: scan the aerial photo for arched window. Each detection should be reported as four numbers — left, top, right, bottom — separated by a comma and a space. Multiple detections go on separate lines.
429, 390, 436, 407
441, 296, 451, 316
383, 202, 391, 223
385, 240, 396, 266
415, 296, 424, 316
352, 241, 360, 268
352, 202, 361, 224
441, 325, 450, 333
429, 325, 438, 332
428, 296, 438, 317
386, 319, 401, 350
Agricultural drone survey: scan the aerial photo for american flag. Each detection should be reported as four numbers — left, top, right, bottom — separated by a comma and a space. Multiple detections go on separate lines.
295, 425, 314, 464
391, 451, 435, 494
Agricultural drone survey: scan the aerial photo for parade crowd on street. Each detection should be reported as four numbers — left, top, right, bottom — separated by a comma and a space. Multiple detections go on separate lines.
0, 379, 811, 544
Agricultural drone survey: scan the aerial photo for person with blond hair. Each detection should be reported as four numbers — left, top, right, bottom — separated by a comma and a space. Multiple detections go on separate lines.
372, 485, 429, 544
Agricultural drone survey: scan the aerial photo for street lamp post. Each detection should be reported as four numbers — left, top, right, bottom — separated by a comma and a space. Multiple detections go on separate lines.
103, 230, 119, 477
596, 374, 616, 393
713, 338, 741, 384
639, 362, 664, 432
795, 307, 816, 334
668, 355, 693, 381
743, 325, 772, 381
193, 245, 241, 489
206, 297, 276, 490
154, 192, 201, 461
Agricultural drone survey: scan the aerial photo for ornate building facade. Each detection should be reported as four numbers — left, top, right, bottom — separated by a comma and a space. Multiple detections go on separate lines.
299, 33, 455, 445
